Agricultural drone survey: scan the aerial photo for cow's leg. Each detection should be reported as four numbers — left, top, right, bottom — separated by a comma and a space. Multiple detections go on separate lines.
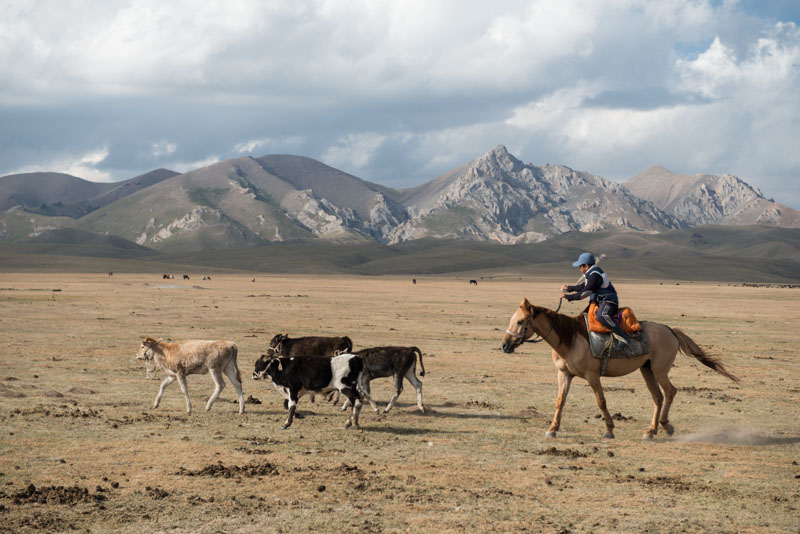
405, 369, 424, 414
223, 361, 245, 414
206, 367, 225, 411
282, 390, 299, 430
341, 388, 363, 430
176, 373, 192, 414
546, 369, 573, 438
153, 375, 176, 409
383, 373, 404, 414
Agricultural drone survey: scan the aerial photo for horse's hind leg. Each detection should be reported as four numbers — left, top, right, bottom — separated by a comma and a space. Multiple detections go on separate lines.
586, 375, 615, 439
639, 362, 663, 439
546, 370, 573, 438
654, 369, 677, 435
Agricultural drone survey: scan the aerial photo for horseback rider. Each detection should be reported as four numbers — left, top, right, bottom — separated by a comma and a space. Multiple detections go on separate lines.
560, 252, 629, 345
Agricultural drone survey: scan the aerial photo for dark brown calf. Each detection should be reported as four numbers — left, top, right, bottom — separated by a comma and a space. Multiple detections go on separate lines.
342, 346, 425, 414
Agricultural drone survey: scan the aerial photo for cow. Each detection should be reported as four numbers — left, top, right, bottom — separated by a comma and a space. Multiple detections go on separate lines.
183, 274, 190, 280
469, 279, 478, 286
341, 346, 425, 414
162, 274, 174, 280
252, 354, 369, 430
135, 338, 245, 414
267, 334, 353, 358
108, 272, 113, 277
412, 278, 416, 285
266, 334, 354, 404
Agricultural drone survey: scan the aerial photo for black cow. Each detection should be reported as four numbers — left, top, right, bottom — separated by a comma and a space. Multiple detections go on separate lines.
183, 274, 190, 280
267, 334, 353, 358
252, 354, 368, 430
267, 334, 354, 404
342, 346, 425, 414
469, 279, 478, 285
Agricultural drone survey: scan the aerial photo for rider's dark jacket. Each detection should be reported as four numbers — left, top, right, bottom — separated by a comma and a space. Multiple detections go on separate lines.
563, 265, 618, 305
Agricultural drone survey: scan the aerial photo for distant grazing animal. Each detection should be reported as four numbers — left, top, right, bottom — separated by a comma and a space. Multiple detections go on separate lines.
162, 274, 174, 280
252, 278, 256, 282
501, 297, 739, 439
412, 278, 416, 285
202, 275, 211, 281
341, 346, 425, 414
252, 354, 369, 430
183, 274, 190, 280
136, 338, 245, 414
469, 279, 478, 286
108, 272, 113, 277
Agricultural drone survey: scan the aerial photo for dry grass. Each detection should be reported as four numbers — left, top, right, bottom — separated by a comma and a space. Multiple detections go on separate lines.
0, 273, 798, 533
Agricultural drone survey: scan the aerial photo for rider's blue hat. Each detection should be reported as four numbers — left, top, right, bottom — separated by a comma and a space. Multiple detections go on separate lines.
572, 252, 596, 267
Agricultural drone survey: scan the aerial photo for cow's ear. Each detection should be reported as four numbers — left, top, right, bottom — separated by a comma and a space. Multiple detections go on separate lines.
144, 337, 157, 346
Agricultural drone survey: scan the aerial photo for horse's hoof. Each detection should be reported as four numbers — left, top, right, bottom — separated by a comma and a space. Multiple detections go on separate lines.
663, 424, 675, 436
545, 431, 556, 439
603, 432, 615, 439
643, 432, 654, 440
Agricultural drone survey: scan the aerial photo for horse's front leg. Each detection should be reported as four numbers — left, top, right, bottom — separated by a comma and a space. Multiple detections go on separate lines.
546, 369, 573, 438
587, 375, 614, 438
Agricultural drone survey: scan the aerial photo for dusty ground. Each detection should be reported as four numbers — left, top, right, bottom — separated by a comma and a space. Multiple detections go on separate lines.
0, 272, 798, 533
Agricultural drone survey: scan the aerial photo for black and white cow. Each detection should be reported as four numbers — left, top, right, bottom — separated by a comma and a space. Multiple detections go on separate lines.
341, 346, 425, 415
252, 354, 369, 430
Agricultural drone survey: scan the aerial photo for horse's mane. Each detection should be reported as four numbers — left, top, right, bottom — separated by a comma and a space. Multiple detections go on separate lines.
533, 306, 588, 349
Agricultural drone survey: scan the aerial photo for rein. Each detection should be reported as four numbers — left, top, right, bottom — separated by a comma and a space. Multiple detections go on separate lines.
506, 299, 563, 345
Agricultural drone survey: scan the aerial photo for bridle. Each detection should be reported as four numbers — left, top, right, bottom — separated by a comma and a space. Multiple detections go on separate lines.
505, 299, 562, 345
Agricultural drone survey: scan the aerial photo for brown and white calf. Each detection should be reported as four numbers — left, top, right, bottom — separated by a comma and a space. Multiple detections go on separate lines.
341, 346, 425, 414
136, 338, 245, 414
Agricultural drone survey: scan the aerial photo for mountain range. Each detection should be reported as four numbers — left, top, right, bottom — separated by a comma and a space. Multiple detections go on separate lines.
1, 145, 797, 252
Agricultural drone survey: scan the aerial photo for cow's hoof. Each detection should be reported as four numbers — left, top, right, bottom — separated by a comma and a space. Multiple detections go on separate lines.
545, 431, 556, 439
603, 432, 615, 439
295, 413, 305, 419
280, 424, 290, 430
419, 408, 426, 415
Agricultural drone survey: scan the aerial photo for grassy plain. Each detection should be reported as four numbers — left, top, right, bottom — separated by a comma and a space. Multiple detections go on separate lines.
0, 273, 798, 533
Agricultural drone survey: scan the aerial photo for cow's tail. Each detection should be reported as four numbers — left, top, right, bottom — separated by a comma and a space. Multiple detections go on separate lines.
231, 345, 242, 384
670, 327, 739, 382
351, 356, 372, 402
412, 346, 425, 377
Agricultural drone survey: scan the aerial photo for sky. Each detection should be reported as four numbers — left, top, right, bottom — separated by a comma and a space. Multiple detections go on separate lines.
1, 0, 799, 208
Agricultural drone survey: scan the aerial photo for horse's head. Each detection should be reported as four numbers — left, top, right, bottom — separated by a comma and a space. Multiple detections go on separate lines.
501, 298, 537, 353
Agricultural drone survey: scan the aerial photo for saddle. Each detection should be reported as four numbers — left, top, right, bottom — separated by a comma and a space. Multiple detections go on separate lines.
583, 313, 650, 375
587, 302, 642, 334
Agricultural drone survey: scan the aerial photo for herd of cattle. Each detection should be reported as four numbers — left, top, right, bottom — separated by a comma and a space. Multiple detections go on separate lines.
135, 335, 425, 430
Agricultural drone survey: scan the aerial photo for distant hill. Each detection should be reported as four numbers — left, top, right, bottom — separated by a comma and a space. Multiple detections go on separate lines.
1, 224, 797, 283
0, 169, 177, 218
626, 166, 800, 228
1, 147, 796, 255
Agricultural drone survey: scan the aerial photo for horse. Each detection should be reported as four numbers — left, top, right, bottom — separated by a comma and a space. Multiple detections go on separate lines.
501, 297, 738, 440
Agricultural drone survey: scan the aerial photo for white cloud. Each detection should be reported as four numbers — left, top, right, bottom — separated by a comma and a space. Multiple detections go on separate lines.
172, 155, 221, 173
10, 146, 112, 182
322, 133, 388, 170
150, 141, 177, 157
233, 136, 304, 154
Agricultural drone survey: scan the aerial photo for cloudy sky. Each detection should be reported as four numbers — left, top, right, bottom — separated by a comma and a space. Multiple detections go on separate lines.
2, 0, 799, 207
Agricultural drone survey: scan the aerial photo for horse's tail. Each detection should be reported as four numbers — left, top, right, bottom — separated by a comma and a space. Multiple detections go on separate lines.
412, 347, 425, 377
670, 328, 739, 382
